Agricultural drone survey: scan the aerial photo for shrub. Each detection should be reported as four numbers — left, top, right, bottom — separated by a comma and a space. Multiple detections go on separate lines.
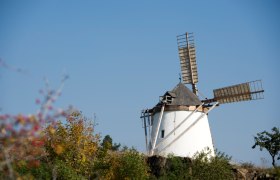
15, 160, 52, 180
116, 149, 149, 179
93, 149, 120, 179
146, 149, 233, 179
192, 149, 233, 180
164, 155, 192, 179
53, 159, 86, 180
94, 148, 149, 180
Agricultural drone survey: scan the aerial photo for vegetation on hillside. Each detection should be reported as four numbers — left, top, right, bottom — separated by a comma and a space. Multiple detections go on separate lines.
2, 105, 278, 179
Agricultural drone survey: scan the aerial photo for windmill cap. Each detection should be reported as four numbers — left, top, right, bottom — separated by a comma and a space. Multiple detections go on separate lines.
154, 82, 201, 108
169, 82, 201, 106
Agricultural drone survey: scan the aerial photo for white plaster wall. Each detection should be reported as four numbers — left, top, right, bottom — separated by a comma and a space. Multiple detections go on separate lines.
150, 110, 215, 158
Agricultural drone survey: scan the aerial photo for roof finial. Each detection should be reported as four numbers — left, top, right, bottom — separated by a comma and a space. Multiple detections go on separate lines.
179, 73, 182, 82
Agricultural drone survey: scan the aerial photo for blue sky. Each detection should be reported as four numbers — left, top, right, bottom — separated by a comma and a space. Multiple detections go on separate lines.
0, 0, 279, 166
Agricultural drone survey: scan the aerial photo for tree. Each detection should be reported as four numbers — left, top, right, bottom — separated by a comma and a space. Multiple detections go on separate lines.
101, 135, 121, 151
191, 149, 233, 180
101, 135, 113, 150
45, 110, 100, 178
252, 127, 280, 167
116, 149, 149, 179
94, 148, 149, 179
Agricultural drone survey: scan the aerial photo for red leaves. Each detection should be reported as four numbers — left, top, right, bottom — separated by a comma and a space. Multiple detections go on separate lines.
27, 160, 41, 168
33, 124, 40, 131
31, 139, 45, 147
0, 75, 71, 178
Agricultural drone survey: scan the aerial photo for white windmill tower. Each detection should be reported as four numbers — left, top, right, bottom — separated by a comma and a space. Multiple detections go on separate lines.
141, 32, 264, 157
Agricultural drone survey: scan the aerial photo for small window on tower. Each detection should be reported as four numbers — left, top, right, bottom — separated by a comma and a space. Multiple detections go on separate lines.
166, 95, 173, 104
161, 130, 165, 138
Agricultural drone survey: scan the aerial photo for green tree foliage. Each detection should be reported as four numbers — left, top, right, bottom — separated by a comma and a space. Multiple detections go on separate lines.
52, 159, 86, 180
164, 155, 192, 179
148, 149, 233, 180
252, 127, 280, 167
94, 148, 149, 179
192, 150, 233, 180
93, 146, 119, 179
101, 135, 121, 151
101, 135, 113, 150
112, 143, 121, 151
116, 149, 149, 179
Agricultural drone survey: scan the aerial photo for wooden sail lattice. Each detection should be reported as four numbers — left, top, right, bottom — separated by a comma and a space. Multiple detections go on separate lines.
177, 32, 198, 84
202, 80, 264, 104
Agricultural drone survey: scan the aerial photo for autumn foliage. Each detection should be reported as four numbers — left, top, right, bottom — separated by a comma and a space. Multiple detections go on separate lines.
0, 77, 149, 179
0, 114, 47, 179
44, 110, 100, 178
0, 77, 72, 179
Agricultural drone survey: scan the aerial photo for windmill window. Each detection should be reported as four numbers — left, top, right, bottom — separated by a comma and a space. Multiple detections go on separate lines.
161, 130, 165, 138
166, 96, 173, 104
160, 95, 173, 104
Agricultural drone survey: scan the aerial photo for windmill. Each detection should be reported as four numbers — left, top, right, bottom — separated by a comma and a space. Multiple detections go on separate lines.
140, 32, 264, 157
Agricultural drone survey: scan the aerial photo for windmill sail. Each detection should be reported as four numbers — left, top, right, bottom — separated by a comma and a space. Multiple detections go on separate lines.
203, 80, 264, 104
177, 32, 198, 84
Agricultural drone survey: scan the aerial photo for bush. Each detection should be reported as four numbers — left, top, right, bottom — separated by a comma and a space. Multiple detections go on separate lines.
116, 149, 149, 179
53, 159, 86, 180
163, 155, 192, 179
192, 150, 233, 180
93, 149, 120, 179
147, 149, 233, 179
94, 148, 149, 179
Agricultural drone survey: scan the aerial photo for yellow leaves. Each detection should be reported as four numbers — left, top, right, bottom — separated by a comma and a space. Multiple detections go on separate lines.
16, 174, 35, 180
17, 160, 27, 167
44, 112, 100, 176
81, 153, 86, 163
48, 126, 55, 134
54, 144, 64, 154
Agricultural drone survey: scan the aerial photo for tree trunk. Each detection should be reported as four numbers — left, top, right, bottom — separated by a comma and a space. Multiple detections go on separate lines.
272, 155, 275, 168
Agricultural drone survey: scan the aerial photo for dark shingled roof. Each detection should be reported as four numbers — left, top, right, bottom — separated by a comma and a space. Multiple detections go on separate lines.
169, 83, 201, 106
164, 83, 201, 106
